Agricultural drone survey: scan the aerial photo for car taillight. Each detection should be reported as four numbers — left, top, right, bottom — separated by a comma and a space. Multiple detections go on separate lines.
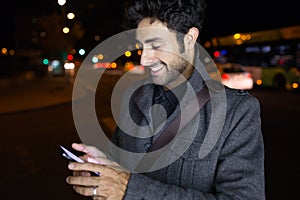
246, 73, 252, 78
222, 73, 230, 80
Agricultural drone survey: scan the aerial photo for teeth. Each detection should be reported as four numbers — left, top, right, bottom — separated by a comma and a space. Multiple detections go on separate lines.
150, 65, 163, 72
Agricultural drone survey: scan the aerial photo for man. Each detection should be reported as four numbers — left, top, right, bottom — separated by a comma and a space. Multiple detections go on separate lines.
65, 0, 265, 199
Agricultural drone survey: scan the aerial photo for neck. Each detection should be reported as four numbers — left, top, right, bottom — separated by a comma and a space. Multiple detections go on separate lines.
164, 64, 194, 90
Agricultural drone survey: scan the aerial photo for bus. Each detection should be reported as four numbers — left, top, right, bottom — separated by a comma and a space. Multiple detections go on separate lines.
204, 25, 300, 91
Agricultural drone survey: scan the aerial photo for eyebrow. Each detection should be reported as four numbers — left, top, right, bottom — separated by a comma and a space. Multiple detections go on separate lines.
143, 37, 164, 44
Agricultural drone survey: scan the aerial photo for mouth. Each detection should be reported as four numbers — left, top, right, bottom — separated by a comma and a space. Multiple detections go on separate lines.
149, 63, 164, 76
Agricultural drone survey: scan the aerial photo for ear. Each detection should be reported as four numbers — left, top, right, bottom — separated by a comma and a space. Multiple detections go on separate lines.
184, 27, 199, 50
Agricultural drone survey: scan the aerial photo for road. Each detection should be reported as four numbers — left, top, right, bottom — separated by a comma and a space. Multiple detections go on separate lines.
250, 88, 300, 200
0, 74, 299, 199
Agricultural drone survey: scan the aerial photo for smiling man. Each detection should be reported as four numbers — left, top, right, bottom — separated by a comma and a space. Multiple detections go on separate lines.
136, 18, 196, 90
65, 0, 265, 199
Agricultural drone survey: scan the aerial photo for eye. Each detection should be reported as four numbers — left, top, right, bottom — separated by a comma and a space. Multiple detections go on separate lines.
151, 43, 162, 50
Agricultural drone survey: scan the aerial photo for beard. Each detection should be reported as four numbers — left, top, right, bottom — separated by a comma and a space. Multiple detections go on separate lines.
152, 55, 190, 88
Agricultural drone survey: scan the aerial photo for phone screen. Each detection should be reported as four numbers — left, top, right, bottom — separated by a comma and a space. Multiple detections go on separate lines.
60, 145, 85, 162
60, 145, 100, 176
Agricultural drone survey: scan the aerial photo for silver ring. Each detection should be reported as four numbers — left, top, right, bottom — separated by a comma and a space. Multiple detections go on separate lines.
92, 187, 97, 196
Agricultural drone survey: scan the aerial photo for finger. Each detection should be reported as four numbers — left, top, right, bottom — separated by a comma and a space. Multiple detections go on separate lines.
93, 197, 106, 200
71, 143, 97, 157
91, 156, 110, 165
73, 185, 101, 197
68, 162, 106, 175
85, 146, 107, 158
94, 158, 123, 171
73, 170, 92, 177
66, 175, 101, 187
72, 143, 88, 153
69, 161, 128, 176
72, 143, 97, 160
87, 157, 102, 164
93, 157, 127, 171
93, 196, 106, 200
72, 143, 107, 158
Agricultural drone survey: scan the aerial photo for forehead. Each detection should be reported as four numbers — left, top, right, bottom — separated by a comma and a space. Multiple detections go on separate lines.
136, 18, 176, 42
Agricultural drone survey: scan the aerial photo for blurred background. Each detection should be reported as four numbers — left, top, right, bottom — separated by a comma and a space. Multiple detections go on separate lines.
0, 0, 299, 199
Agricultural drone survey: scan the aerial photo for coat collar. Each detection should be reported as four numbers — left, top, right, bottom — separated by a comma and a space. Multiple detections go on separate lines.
134, 50, 206, 111
132, 48, 207, 132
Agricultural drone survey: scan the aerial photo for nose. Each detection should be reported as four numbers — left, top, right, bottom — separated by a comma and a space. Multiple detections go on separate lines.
140, 48, 155, 66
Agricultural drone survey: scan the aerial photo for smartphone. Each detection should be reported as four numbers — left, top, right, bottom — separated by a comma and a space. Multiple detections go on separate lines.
60, 145, 100, 176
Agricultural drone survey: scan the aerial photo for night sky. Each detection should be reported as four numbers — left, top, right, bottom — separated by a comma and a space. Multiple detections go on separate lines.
0, 0, 299, 48
203, 0, 300, 39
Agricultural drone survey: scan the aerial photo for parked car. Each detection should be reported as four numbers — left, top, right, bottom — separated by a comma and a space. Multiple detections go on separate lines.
217, 63, 254, 90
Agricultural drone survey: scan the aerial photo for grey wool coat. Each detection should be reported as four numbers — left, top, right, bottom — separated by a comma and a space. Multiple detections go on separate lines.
109, 54, 265, 199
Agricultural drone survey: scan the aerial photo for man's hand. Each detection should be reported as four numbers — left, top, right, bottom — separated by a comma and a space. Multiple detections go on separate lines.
71, 143, 107, 163
66, 161, 130, 200
66, 143, 130, 200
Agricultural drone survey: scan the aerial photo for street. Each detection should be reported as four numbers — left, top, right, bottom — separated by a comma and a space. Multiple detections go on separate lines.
0, 74, 299, 199
251, 88, 300, 200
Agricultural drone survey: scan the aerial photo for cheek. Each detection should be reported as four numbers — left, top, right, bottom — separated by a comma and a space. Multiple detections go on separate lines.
154, 50, 177, 65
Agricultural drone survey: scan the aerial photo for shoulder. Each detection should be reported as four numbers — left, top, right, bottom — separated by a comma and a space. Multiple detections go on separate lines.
224, 86, 261, 111
221, 86, 262, 134
204, 80, 260, 112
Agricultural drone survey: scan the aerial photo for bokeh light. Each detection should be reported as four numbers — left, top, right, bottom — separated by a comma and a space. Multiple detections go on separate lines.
58, 0, 66, 6
67, 13, 75, 20
63, 27, 70, 34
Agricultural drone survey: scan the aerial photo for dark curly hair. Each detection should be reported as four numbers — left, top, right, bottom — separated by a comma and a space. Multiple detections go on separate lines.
122, 0, 207, 39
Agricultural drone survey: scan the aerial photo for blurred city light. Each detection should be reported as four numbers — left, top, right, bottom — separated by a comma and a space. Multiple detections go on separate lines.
94, 35, 100, 41
97, 54, 104, 60
125, 51, 131, 57
137, 50, 142, 56
125, 62, 134, 70
233, 33, 252, 45
213, 51, 220, 58
235, 40, 243, 45
233, 33, 241, 40
67, 54, 73, 61
67, 13, 75, 20
1, 48, 8, 55
9, 50, 15, 55
51, 60, 60, 67
79, 49, 85, 55
256, 79, 263, 85
64, 62, 75, 69
135, 43, 141, 49
63, 27, 70, 34
70, 49, 76, 54
48, 60, 61, 74
110, 62, 117, 69
40, 31, 47, 37
292, 83, 299, 89
92, 56, 99, 63
220, 49, 227, 56
58, 0, 66, 6
43, 59, 49, 65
